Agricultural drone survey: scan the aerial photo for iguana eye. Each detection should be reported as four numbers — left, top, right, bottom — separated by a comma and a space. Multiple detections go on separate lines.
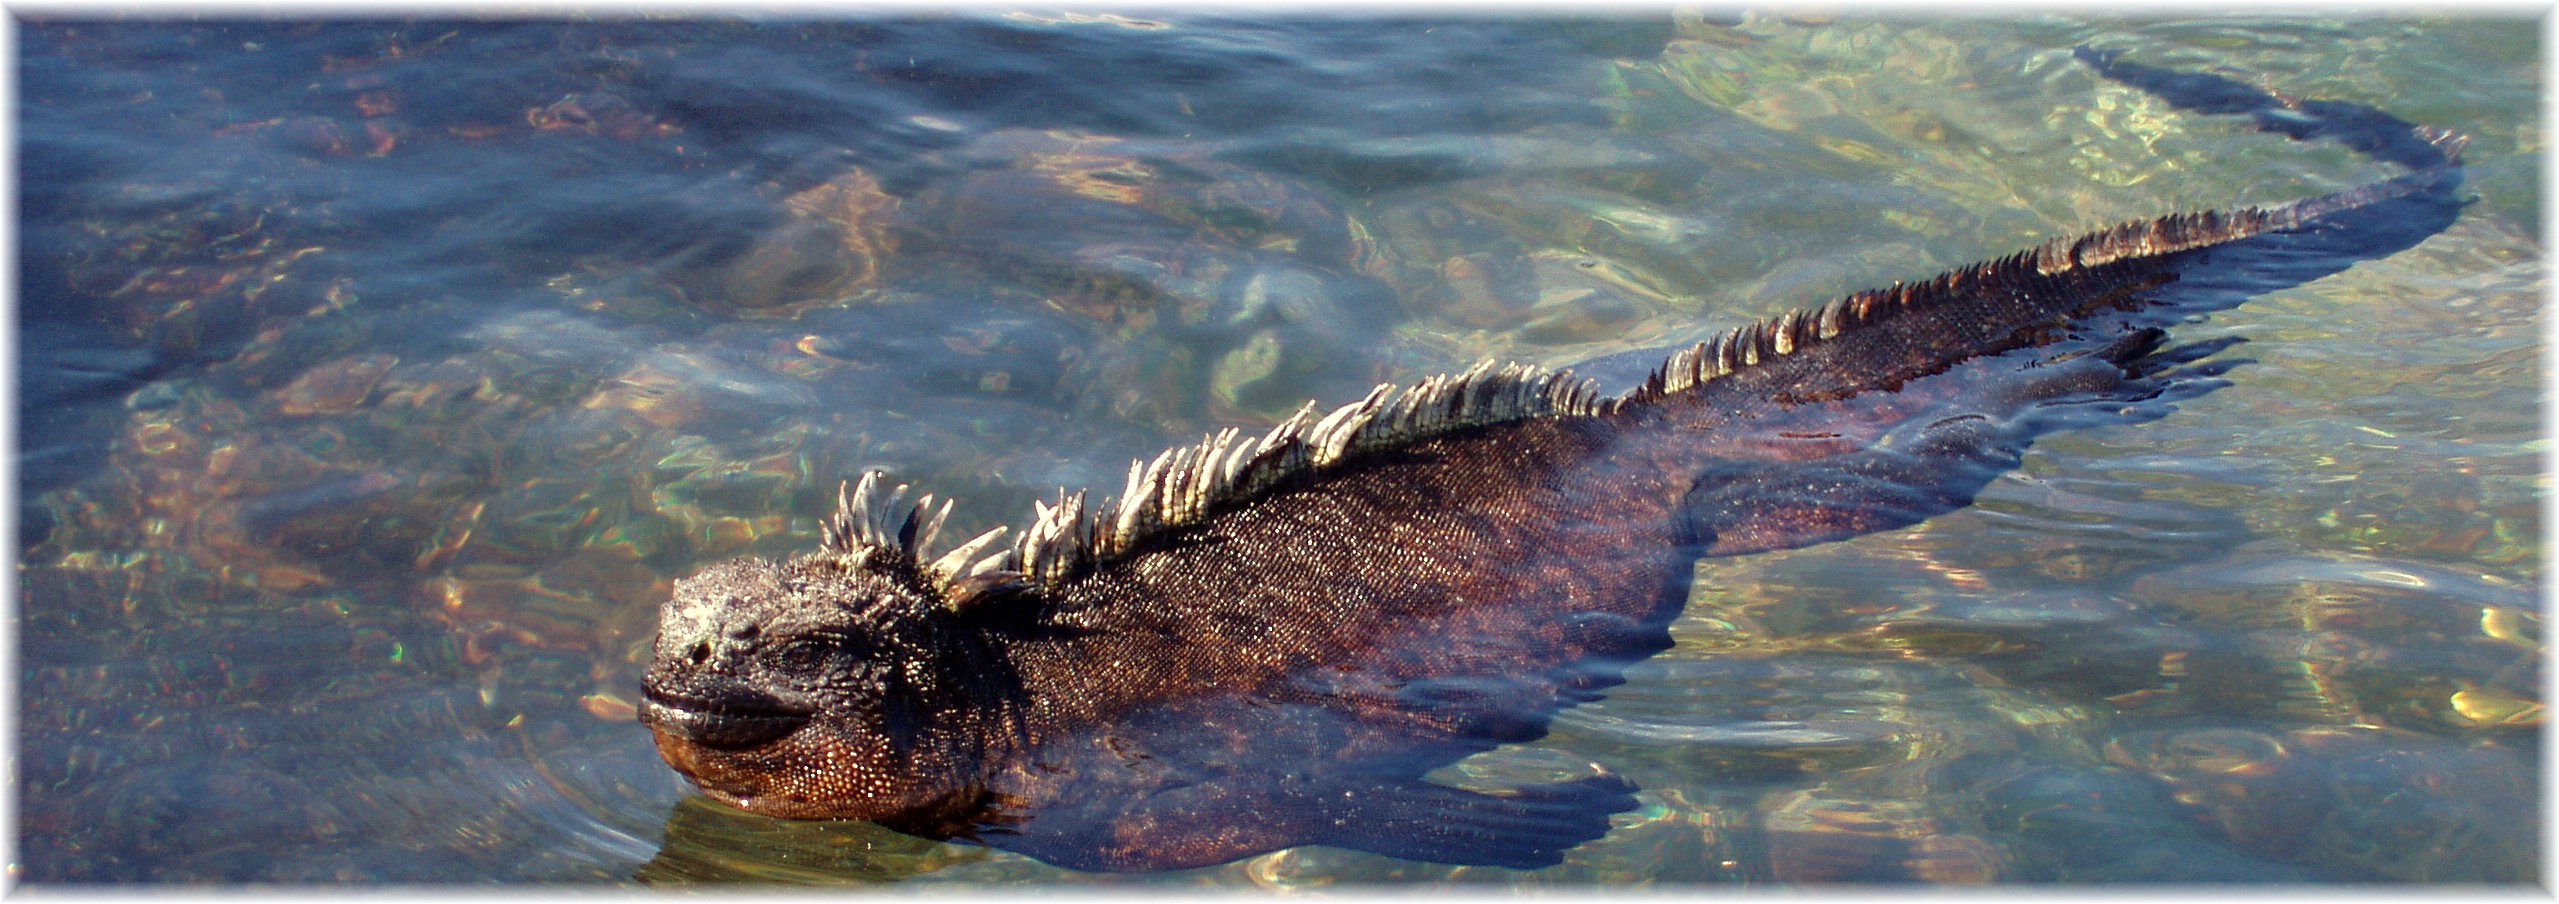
772, 637, 834, 670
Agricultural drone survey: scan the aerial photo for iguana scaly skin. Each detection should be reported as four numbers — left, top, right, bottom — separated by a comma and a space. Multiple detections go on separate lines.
639, 49, 2468, 871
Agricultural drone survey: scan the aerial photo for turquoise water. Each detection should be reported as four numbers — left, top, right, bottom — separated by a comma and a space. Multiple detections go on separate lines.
16, 15, 2539, 884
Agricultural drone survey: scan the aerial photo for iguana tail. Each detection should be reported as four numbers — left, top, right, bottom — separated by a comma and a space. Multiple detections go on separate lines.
1610, 48, 2467, 556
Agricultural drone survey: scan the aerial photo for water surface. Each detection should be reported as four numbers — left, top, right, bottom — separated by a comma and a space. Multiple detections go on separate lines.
15, 14, 2540, 885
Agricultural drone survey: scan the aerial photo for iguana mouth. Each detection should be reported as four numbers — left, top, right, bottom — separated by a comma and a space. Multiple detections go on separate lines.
640, 684, 815, 750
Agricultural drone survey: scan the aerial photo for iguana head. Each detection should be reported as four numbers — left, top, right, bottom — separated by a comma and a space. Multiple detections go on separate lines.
639, 550, 1000, 823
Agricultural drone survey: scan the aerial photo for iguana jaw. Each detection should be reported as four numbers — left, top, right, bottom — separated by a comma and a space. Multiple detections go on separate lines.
639, 681, 831, 817
638, 680, 814, 751
645, 716, 1002, 826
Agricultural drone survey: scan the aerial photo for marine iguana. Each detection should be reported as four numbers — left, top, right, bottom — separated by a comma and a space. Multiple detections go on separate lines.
639, 48, 2468, 872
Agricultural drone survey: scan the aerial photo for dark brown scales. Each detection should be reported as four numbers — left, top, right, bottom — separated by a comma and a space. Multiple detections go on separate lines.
639, 52, 2469, 872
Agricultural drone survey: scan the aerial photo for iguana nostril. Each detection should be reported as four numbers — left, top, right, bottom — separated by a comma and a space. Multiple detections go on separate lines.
688, 641, 710, 665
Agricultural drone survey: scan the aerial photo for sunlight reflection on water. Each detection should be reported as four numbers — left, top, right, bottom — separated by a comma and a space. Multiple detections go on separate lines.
15, 13, 2539, 885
